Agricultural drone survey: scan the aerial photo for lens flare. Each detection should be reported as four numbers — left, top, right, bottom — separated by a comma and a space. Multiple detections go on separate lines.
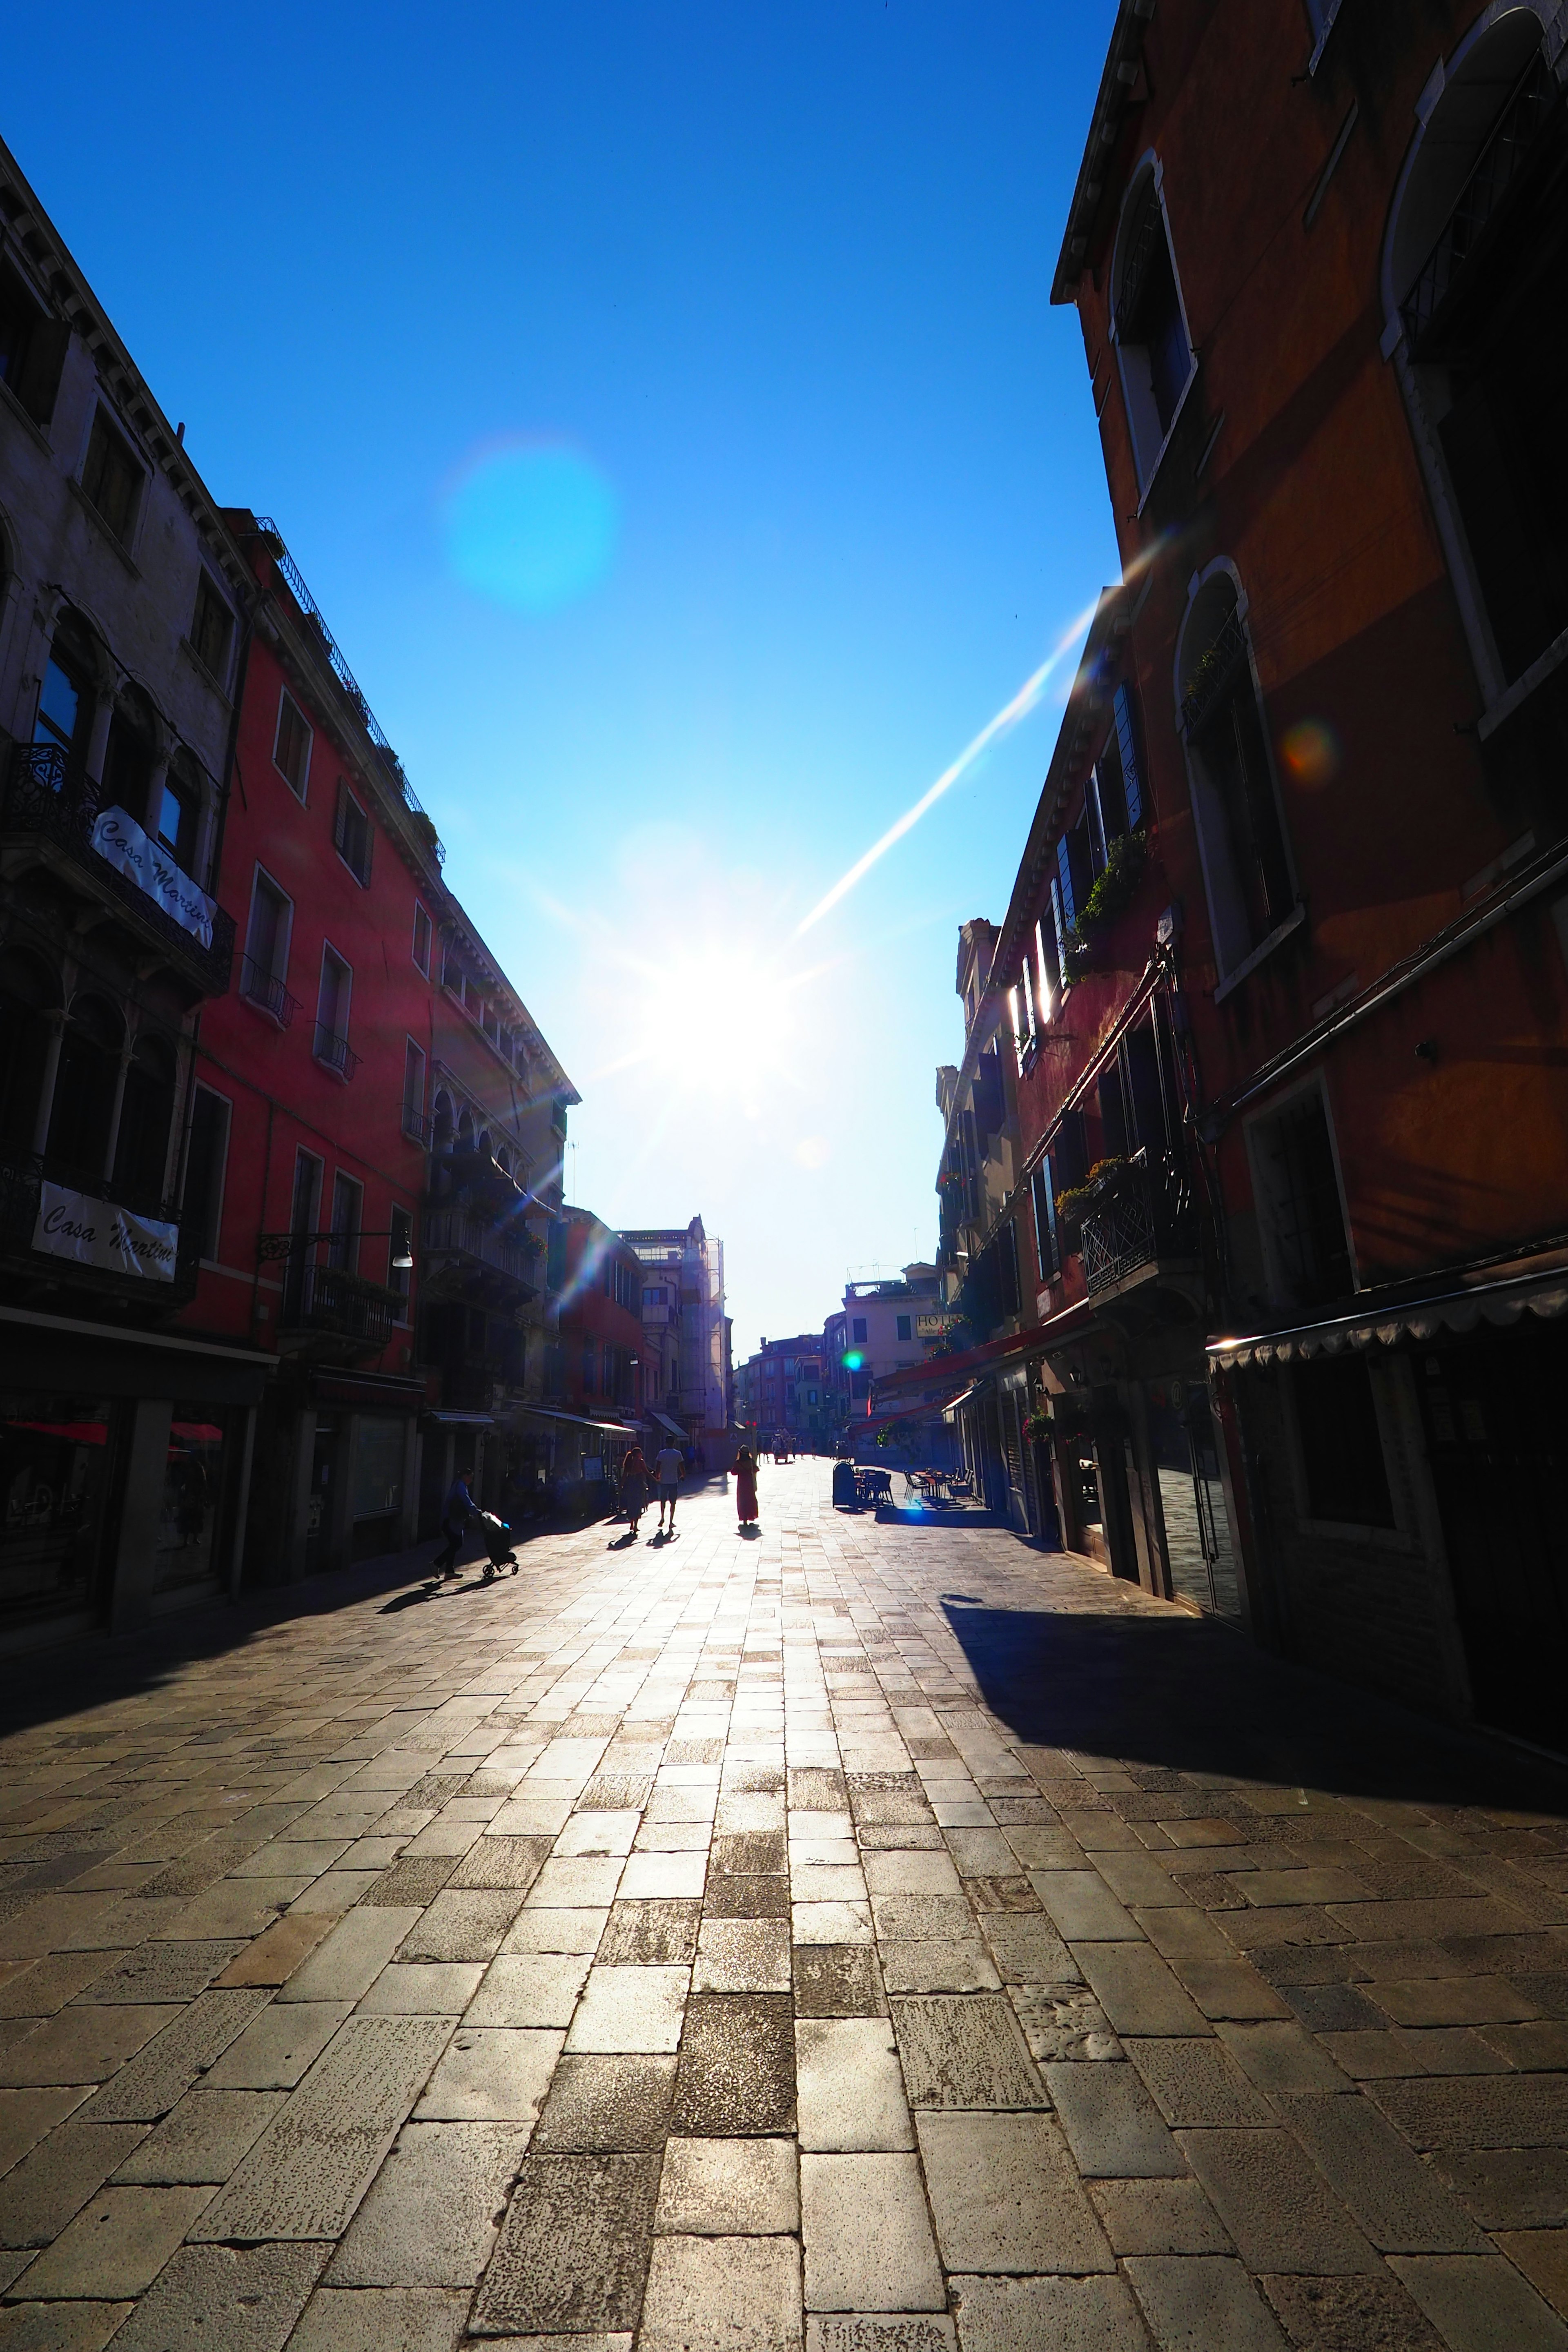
1278, 718, 1341, 789
445, 439, 617, 614
794, 1136, 830, 1170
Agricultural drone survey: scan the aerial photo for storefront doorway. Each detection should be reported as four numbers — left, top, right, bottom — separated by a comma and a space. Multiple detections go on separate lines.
1146, 1382, 1241, 1620
0, 1394, 116, 1631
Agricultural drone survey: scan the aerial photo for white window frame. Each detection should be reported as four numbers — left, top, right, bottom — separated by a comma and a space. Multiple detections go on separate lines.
1110, 156, 1200, 504
273, 688, 313, 801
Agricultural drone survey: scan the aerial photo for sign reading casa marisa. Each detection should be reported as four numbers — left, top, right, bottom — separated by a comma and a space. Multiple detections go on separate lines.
90, 806, 216, 949
32, 1183, 178, 1283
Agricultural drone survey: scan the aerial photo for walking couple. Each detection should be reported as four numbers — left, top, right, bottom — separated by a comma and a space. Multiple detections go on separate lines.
620, 1441, 685, 1537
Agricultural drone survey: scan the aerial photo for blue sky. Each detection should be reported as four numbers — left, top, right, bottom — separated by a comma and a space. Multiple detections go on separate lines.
10, 0, 1120, 1356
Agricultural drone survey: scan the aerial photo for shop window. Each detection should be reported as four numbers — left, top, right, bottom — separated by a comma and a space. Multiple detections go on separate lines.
1292, 1356, 1394, 1527
1113, 167, 1196, 490
181, 1086, 230, 1262
112, 1032, 176, 1211
242, 869, 293, 1020
1178, 573, 1295, 978
273, 689, 312, 798
189, 573, 233, 682
412, 902, 432, 976
0, 949, 57, 1156
334, 781, 373, 885
80, 408, 143, 545
0, 261, 68, 427
1249, 1086, 1354, 1309
100, 691, 156, 822
327, 1170, 362, 1271
156, 1408, 228, 1593
0, 1393, 115, 1625
47, 994, 122, 1183
314, 946, 353, 1076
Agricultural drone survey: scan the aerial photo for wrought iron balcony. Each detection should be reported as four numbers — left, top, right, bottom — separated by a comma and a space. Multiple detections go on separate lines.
238, 956, 299, 1027
312, 1023, 361, 1080
0, 1148, 199, 1305
423, 1206, 535, 1290
1401, 53, 1558, 354
278, 1258, 399, 1347
402, 1104, 434, 1147
3, 741, 235, 998
1080, 1149, 1197, 1298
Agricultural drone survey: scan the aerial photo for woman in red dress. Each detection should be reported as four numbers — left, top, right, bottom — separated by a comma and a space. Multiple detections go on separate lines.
733, 1446, 759, 1528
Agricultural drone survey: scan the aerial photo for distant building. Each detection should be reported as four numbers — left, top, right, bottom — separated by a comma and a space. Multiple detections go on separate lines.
621, 1216, 731, 1455
739, 1333, 826, 1448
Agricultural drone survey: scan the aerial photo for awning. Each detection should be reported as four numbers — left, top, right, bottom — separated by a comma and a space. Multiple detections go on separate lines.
509, 1405, 639, 1436
1209, 1259, 1568, 1370
424, 1411, 494, 1426
940, 1383, 982, 1421
650, 1410, 687, 1438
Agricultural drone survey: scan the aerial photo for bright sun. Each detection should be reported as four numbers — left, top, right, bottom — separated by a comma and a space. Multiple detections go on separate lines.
629, 935, 799, 1096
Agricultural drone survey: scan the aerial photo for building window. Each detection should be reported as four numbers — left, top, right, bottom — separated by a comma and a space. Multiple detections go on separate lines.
315, 946, 354, 1077
273, 690, 312, 799
189, 575, 232, 682
80, 408, 143, 545
241, 869, 293, 1019
412, 903, 432, 976
1248, 1086, 1354, 1310
851, 1317, 867, 1344
1293, 1356, 1394, 1526
1031, 1156, 1060, 1281
33, 629, 92, 773
47, 994, 122, 1183
402, 1039, 427, 1142
182, 1085, 231, 1263
1113, 168, 1196, 490
0, 949, 56, 1155
156, 760, 202, 878
1091, 683, 1146, 853
0, 260, 67, 426
334, 781, 373, 885
112, 1032, 176, 1210
100, 691, 157, 823
896, 1315, 912, 1342
1178, 573, 1294, 977
327, 1170, 362, 1271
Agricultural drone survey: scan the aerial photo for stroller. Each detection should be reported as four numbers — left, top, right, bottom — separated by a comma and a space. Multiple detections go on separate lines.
475, 1511, 519, 1580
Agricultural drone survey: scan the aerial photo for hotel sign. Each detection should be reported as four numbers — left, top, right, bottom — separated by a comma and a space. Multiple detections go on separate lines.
33, 1183, 178, 1283
91, 806, 216, 949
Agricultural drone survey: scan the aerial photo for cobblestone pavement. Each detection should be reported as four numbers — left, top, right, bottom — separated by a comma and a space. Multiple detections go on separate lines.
1, 1461, 1567, 2351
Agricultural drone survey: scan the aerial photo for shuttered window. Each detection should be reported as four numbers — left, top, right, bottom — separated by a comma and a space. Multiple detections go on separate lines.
334, 782, 373, 884
1114, 684, 1144, 830
1031, 1158, 1060, 1280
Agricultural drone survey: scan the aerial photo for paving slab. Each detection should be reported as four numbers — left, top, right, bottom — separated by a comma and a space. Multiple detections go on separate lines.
469, 2149, 661, 2334
1388, 2252, 1568, 2351
1045, 2060, 1185, 2176
0, 2005, 178, 2092
674, 1994, 795, 2134
793, 1945, 886, 2017
949, 2272, 1152, 2351
82, 1988, 271, 2120
1124, 2253, 1289, 2350
97, 2240, 329, 2352
288, 2285, 470, 2352
465, 1951, 591, 2028
796, 2018, 912, 2150
203, 2001, 352, 2091
413, 2025, 562, 2121
277, 1909, 421, 2004
327, 2119, 528, 2286
190, 2013, 450, 2241
0, 2119, 149, 2247
914, 2111, 1113, 2275
799, 2152, 945, 2312
1088, 2174, 1231, 2255
639, 2232, 803, 2352
1177, 2127, 1379, 2275
110, 2088, 283, 2182
566, 1964, 688, 2053
533, 2054, 676, 2150
9, 2182, 214, 2300
889, 1995, 1043, 2110
655, 2136, 798, 2234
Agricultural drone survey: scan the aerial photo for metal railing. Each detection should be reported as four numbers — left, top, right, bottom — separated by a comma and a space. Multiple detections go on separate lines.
0, 1149, 198, 1300
312, 1023, 361, 1080
238, 955, 299, 1027
423, 1206, 534, 1285
279, 1258, 399, 1346
4, 742, 235, 996
1401, 53, 1557, 351
1179, 606, 1249, 738
1080, 1149, 1196, 1297
253, 517, 444, 863
402, 1104, 434, 1146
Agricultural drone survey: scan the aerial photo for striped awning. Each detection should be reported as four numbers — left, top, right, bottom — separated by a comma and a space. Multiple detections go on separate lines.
1208, 1261, 1568, 1371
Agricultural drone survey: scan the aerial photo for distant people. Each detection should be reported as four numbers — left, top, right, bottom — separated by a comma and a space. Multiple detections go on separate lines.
733, 1446, 759, 1527
654, 1441, 684, 1534
619, 1445, 651, 1537
433, 1469, 476, 1578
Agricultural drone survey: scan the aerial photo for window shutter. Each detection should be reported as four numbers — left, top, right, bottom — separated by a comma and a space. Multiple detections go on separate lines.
1056, 836, 1077, 932
1114, 684, 1144, 831
1031, 1159, 1059, 1280
1050, 873, 1071, 987
333, 781, 349, 855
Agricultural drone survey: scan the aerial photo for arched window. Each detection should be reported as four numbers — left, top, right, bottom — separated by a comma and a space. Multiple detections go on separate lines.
101, 687, 158, 822
47, 993, 122, 1181
494, 1145, 512, 1176
1386, 10, 1568, 702
0, 949, 58, 1157
1112, 164, 1196, 492
477, 1129, 492, 1163
432, 1091, 454, 1153
113, 1031, 176, 1209
457, 1106, 474, 1150
1177, 571, 1295, 980
32, 612, 97, 784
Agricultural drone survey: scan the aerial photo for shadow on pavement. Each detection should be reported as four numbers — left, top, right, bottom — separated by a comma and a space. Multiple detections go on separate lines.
942, 1600, 1568, 1814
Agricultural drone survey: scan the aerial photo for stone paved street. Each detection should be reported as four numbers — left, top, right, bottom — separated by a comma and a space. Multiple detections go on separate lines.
1, 1460, 1567, 2350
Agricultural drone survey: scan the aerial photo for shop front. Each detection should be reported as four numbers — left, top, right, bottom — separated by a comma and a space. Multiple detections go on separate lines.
0, 1305, 269, 1649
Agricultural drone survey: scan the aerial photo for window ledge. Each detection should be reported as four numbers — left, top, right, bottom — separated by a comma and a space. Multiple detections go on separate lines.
67, 477, 141, 576
1212, 902, 1308, 1003
1478, 624, 1568, 743
1133, 363, 1201, 520
239, 990, 290, 1032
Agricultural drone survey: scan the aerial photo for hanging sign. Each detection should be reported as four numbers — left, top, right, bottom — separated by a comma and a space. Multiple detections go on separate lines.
33, 1183, 178, 1282
90, 806, 215, 948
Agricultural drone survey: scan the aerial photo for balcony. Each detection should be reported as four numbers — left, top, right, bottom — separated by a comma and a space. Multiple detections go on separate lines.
238, 956, 299, 1027
3, 742, 235, 999
0, 1149, 199, 1309
312, 1024, 361, 1080
278, 1259, 399, 1350
1080, 1149, 1197, 1298
423, 1206, 538, 1303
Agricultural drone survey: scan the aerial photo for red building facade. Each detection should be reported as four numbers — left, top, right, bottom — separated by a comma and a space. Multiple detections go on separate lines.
936, 0, 1568, 1746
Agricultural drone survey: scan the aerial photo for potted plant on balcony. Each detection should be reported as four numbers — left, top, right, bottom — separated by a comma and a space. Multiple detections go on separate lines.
1053, 1156, 1129, 1237
1062, 830, 1149, 976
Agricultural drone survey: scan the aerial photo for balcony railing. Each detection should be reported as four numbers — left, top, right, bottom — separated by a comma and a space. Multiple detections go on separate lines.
1401, 52, 1558, 353
402, 1104, 435, 1147
279, 1258, 399, 1347
313, 1023, 361, 1080
423, 1207, 534, 1287
4, 742, 235, 997
0, 1149, 199, 1304
1080, 1150, 1196, 1298
239, 955, 299, 1027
